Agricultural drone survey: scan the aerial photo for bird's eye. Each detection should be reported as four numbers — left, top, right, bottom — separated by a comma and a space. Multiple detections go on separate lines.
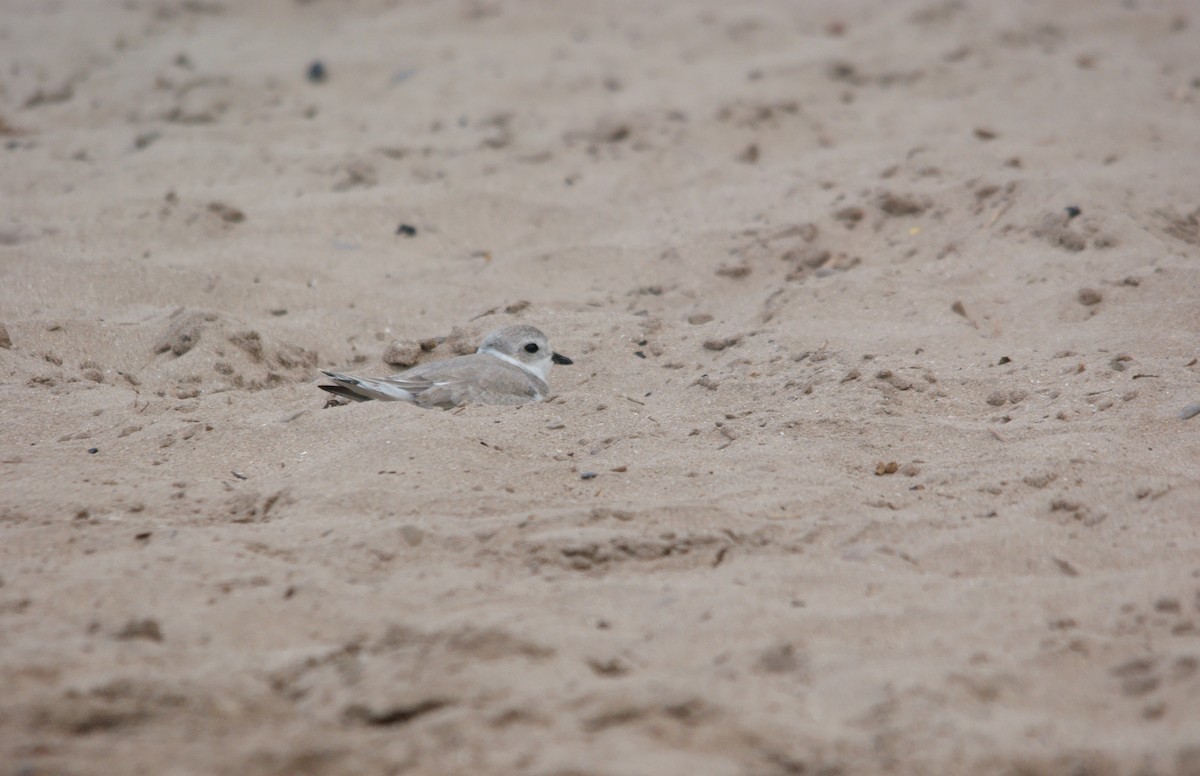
524, 343, 539, 353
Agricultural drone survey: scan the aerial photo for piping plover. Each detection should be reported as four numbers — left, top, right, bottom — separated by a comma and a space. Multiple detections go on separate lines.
319, 324, 573, 409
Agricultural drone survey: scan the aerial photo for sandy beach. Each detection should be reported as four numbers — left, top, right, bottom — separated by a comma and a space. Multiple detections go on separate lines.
2, 1, 1199, 773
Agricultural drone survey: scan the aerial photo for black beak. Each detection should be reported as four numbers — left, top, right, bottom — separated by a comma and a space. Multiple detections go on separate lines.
552, 352, 573, 365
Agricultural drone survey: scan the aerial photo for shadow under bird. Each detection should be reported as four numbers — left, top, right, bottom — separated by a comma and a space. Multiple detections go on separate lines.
319, 324, 573, 409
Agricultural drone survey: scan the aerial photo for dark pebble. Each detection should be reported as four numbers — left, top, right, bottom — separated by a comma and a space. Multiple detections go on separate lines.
87, 447, 99, 454
634, 351, 646, 359
307, 61, 327, 83
1065, 205, 1082, 219
396, 223, 417, 237
580, 471, 598, 480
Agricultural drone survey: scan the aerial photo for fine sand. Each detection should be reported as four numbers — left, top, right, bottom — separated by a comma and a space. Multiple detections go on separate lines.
2, 1, 1200, 774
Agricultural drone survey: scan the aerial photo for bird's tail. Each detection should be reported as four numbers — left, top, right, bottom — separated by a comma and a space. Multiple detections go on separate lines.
318, 370, 415, 402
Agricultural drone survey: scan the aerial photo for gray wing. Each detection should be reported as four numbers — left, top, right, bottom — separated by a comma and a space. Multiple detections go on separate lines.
320, 370, 419, 402
399, 355, 548, 409
321, 354, 548, 409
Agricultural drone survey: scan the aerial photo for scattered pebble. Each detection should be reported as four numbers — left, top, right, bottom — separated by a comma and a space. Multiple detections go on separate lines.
974, 127, 998, 140
133, 130, 161, 150
875, 461, 899, 476
334, 160, 378, 191
834, 206, 865, 228
687, 313, 713, 325
878, 191, 929, 216
116, 618, 163, 642
715, 264, 751, 279
87, 447, 99, 454
1023, 472, 1057, 488
580, 471, 598, 480
207, 201, 245, 224
986, 391, 1007, 406
307, 61, 327, 83
396, 223, 417, 237
1065, 205, 1082, 219
756, 641, 801, 673
0, 322, 11, 349
1052, 557, 1080, 577
1180, 404, 1200, 421
1077, 288, 1103, 306
1033, 213, 1087, 252
399, 525, 425, 546
703, 336, 741, 351
737, 143, 760, 164
383, 339, 422, 367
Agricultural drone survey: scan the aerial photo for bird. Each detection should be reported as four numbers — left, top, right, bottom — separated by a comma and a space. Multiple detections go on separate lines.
318, 324, 573, 409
